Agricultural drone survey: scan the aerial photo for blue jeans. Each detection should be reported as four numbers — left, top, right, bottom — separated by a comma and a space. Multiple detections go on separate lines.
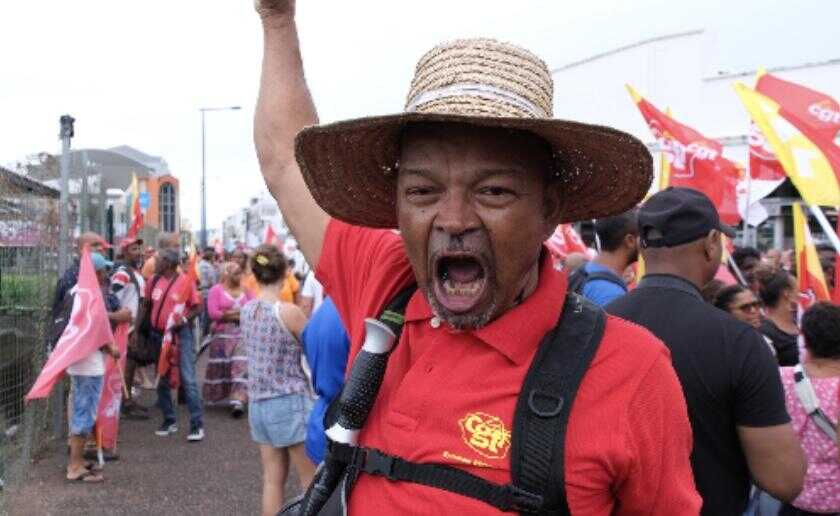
157, 325, 203, 428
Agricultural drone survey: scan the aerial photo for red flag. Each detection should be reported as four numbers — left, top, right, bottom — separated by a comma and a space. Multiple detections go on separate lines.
156, 253, 199, 389
126, 174, 144, 239
747, 122, 787, 183
627, 85, 743, 226
834, 214, 840, 304
263, 224, 283, 248
96, 324, 129, 449
545, 224, 588, 260
756, 73, 840, 183
26, 248, 114, 400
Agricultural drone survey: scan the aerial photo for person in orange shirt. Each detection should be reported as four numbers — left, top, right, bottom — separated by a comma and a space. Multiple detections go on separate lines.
239, 247, 300, 305
141, 233, 181, 280
279, 269, 300, 305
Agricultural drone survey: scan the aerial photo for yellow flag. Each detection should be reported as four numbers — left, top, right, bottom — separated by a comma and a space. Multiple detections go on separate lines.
792, 202, 831, 302
733, 81, 840, 206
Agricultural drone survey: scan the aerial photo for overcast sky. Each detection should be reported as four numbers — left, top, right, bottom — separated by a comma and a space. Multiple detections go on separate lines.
2, 0, 837, 231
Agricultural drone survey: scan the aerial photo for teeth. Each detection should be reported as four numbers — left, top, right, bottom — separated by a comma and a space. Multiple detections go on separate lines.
443, 279, 482, 296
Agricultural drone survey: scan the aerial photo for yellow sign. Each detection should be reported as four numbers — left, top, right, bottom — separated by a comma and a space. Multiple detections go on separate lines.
458, 412, 511, 460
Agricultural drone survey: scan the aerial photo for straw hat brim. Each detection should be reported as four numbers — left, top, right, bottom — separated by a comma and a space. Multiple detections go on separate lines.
295, 113, 653, 228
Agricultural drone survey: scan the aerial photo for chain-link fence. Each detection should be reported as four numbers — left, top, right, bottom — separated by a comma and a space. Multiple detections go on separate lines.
0, 167, 62, 507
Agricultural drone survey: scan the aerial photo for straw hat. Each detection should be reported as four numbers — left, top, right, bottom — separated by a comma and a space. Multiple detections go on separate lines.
295, 38, 652, 228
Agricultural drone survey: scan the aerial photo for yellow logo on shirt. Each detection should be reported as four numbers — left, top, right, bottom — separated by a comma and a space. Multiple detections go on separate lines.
459, 412, 511, 460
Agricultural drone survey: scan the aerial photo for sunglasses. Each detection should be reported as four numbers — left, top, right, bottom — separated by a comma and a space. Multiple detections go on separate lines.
735, 301, 762, 313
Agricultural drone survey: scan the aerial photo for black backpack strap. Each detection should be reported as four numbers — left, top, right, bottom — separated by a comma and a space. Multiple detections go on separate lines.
330, 443, 542, 513
510, 292, 606, 515
583, 271, 627, 290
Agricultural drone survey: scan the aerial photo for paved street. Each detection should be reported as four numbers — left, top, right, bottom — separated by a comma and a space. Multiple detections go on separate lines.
4, 353, 302, 515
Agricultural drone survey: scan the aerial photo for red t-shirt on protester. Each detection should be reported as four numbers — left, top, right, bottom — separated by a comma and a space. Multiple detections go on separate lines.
144, 274, 201, 331
316, 220, 701, 516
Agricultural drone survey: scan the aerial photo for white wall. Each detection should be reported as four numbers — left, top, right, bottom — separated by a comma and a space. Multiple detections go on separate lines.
552, 30, 840, 170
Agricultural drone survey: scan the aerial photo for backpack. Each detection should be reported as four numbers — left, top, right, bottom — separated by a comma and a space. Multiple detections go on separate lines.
567, 265, 626, 295
285, 286, 606, 515
48, 290, 76, 351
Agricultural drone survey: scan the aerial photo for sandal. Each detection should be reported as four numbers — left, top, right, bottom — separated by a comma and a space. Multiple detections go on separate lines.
66, 470, 104, 483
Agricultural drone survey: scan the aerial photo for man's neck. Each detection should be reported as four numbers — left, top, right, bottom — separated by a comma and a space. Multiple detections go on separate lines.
593, 252, 627, 278
643, 264, 706, 290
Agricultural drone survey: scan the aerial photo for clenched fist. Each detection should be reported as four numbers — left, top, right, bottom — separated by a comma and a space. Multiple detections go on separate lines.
254, 0, 295, 19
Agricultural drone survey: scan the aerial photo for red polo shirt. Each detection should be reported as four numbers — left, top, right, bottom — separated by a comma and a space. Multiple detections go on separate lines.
317, 220, 700, 515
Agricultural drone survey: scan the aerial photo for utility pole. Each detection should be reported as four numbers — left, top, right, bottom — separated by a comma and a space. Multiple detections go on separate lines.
55, 114, 74, 439
199, 106, 241, 249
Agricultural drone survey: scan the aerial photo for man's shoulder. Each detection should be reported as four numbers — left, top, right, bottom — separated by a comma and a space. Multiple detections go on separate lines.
598, 314, 670, 364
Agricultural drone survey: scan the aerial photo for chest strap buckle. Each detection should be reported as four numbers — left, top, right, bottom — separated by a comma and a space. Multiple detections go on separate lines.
362, 448, 398, 480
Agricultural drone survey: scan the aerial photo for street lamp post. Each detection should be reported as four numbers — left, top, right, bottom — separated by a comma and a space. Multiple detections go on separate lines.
200, 105, 241, 249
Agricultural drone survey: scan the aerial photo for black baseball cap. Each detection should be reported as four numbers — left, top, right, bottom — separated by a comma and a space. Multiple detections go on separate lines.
638, 187, 736, 248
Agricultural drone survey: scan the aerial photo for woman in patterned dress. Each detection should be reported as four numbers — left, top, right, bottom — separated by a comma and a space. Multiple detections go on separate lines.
202, 261, 253, 417
779, 302, 840, 515
241, 244, 314, 516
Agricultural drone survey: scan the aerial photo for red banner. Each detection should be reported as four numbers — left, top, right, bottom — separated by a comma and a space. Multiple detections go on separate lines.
630, 89, 742, 226
26, 248, 114, 401
96, 324, 129, 450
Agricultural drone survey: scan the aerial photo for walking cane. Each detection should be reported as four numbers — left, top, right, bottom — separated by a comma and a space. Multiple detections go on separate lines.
298, 318, 398, 516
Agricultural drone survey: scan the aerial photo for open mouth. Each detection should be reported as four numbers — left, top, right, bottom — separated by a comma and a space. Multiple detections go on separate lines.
432, 253, 489, 314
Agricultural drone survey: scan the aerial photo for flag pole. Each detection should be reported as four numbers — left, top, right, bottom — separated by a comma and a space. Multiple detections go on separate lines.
743, 164, 754, 246
728, 255, 748, 286
807, 204, 840, 254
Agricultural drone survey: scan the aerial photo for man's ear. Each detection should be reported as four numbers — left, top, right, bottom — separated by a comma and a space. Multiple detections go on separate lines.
542, 182, 565, 237
705, 230, 721, 262
624, 233, 638, 251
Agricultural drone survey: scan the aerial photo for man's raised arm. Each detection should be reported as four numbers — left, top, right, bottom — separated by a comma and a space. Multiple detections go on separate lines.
254, 0, 329, 269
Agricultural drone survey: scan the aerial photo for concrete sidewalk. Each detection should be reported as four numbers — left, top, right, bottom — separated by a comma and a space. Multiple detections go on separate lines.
5, 354, 303, 515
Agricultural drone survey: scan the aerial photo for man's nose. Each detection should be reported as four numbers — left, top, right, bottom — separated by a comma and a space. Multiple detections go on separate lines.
434, 192, 480, 236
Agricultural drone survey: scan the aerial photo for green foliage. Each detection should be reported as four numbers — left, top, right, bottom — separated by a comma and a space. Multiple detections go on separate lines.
0, 274, 54, 309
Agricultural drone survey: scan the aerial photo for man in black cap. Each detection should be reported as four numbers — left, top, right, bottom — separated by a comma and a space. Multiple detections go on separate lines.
606, 187, 805, 515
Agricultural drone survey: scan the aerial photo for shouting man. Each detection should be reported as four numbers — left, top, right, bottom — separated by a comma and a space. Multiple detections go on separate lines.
254, 1, 700, 514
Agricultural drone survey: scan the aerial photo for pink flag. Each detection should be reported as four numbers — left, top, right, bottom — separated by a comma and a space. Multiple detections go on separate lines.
26, 248, 114, 401
96, 324, 129, 450
545, 224, 590, 261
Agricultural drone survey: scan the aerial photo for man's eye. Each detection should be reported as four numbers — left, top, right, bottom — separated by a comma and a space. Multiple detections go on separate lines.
478, 186, 513, 196
406, 187, 435, 196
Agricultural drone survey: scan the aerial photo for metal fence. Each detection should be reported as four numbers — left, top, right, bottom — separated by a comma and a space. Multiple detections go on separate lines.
0, 168, 62, 506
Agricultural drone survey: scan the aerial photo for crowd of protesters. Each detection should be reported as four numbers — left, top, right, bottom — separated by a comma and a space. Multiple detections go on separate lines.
50, 231, 340, 510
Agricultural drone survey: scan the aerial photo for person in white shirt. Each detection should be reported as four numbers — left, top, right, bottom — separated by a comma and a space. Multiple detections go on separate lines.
110, 238, 148, 420
299, 270, 323, 317
66, 252, 129, 483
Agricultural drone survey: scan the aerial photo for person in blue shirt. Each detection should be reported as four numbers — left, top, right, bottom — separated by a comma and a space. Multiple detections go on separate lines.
301, 297, 350, 464
579, 209, 639, 306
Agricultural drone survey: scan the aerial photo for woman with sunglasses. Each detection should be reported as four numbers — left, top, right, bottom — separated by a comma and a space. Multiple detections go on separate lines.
714, 284, 763, 329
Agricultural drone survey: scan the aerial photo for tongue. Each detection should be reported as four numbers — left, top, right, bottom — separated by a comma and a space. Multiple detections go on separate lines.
445, 259, 482, 283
